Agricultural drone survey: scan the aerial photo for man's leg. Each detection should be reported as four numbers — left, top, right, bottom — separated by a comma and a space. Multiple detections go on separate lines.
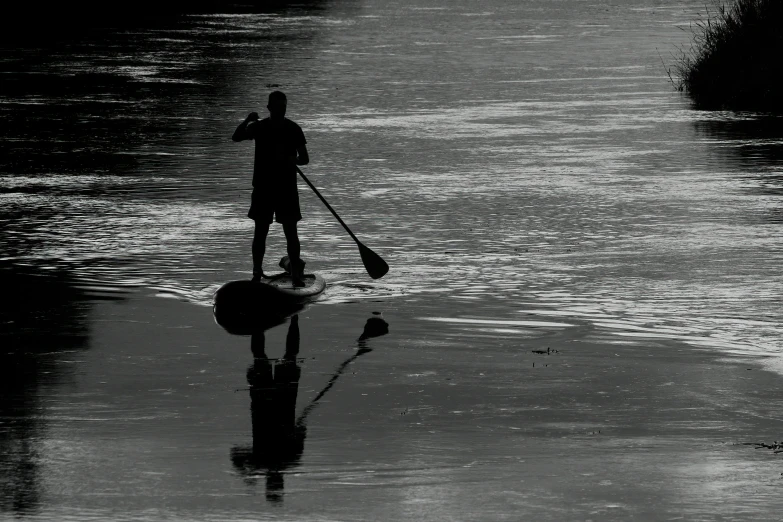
252, 220, 270, 281
282, 222, 304, 286
281, 222, 300, 262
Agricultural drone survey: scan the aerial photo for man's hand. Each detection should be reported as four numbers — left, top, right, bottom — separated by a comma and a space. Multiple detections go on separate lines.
233, 113, 259, 142
295, 145, 309, 166
245, 112, 260, 133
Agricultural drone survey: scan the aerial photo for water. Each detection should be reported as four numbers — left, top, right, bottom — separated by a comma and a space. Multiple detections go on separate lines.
3, 0, 783, 519
3, 1, 781, 368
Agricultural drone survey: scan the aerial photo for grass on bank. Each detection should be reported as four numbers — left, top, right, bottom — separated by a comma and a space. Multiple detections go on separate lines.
671, 0, 783, 112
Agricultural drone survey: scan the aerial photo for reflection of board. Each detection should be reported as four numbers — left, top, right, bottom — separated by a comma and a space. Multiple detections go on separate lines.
213, 274, 326, 335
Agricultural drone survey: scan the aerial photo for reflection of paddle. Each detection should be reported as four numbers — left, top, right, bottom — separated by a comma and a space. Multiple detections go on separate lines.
295, 317, 389, 427
296, 166, 389, 280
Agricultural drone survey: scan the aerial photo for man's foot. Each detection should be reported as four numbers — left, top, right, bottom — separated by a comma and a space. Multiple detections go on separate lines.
250, 272, 268, 283
290, 258, 306, 288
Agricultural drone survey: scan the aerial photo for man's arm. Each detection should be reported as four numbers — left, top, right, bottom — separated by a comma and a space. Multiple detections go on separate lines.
232, 112, 259, 142
296, 144, 309, 166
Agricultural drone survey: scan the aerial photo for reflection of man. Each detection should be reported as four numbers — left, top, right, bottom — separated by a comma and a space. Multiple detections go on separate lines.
232, 91, 310, 287
230, 314, 389, 503
231, 315, 304, 503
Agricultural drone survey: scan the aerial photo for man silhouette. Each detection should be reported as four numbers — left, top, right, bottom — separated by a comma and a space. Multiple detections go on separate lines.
232, 91, 310, 287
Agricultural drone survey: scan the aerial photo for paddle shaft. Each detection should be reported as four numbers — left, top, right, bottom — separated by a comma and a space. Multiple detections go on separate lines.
296, 165, 389, 280
296, 344, 373, 428
295, 166, 360, 244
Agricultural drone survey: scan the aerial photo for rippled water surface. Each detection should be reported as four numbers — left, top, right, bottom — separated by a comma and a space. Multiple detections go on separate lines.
4, 0, 782, 368
3, 0, 783, 519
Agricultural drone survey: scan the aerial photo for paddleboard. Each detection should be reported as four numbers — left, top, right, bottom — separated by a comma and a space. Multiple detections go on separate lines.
214, 273, 325, 308
260, 272, 327, 298
213, 273, 326, 334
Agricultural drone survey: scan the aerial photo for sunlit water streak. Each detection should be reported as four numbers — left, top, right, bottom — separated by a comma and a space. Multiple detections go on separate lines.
2, 0, 783, 377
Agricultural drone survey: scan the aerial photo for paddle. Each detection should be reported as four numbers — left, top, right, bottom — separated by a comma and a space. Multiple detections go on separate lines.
296, 166, 389, 279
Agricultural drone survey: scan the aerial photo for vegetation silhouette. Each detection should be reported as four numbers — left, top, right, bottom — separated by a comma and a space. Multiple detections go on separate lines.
672, 0, 783, 112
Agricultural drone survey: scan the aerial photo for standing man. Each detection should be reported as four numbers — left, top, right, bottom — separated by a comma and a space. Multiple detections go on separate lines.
233, 91, 310, 287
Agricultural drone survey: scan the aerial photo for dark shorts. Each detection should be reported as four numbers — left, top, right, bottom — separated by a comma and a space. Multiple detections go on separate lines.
248, 187, 302, 224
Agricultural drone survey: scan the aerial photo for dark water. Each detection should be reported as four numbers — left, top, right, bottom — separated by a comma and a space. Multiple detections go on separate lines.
3, 0, 783, 519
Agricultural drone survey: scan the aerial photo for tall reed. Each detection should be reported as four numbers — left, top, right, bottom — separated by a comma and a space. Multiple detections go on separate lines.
673, 0, 783, 112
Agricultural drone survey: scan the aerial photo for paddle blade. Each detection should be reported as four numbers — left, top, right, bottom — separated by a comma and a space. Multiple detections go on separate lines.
358, 242, 389, 279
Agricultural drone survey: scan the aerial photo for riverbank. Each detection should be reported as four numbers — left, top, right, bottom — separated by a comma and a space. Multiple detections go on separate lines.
2, 289, 782, 520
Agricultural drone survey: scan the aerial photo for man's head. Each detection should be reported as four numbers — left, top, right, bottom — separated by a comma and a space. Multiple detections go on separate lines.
267, 91, 287, 119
